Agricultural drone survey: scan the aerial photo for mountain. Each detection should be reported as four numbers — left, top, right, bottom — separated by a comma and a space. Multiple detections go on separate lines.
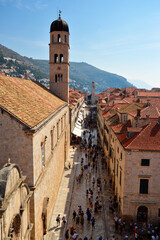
0, 44, 134, 93
128, 79, 152, 90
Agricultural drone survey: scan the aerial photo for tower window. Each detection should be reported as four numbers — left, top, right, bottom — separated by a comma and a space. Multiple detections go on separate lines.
58, 34, 61, 43
58, 74, 60, 82
60, 54, 63, 63
54, 54, 58, 63
55, 74, 62, 82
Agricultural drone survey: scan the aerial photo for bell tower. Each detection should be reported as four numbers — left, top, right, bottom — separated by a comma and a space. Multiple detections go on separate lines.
49, 11, 69, 102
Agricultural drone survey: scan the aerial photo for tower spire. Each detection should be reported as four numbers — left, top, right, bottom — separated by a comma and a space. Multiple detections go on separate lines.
59, 10, 61, 20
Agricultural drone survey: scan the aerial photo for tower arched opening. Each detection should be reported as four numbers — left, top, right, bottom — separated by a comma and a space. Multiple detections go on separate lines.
60, 54, 63, 63
58, 34, 61, 43
54, 54, 58, 63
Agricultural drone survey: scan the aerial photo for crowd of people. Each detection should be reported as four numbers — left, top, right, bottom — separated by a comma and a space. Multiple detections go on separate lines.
54, 107, 160, 240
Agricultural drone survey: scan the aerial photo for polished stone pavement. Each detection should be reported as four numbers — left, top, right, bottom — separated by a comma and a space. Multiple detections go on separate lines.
45, 109, 134, 240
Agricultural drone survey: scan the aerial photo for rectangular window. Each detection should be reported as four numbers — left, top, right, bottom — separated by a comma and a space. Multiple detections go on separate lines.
141, 159, 150, 166
41, 144, 45, 166
120, 152, 122, 160
140, 179, 148, 194
117, 147, 119, 153
119, 171, 122, 186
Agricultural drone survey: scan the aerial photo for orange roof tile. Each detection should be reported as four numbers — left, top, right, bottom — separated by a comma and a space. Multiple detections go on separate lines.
117, 119, 160, 151
0, 75, 66, 128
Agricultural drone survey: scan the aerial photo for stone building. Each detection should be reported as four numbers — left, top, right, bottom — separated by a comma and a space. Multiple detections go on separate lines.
0, 13, 70, 239
49, 11, 69, 102
0, 163, 32, 239
97, 98, 160, 222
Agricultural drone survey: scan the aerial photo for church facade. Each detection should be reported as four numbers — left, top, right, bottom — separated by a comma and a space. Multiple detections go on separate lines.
0, 13, 70, 239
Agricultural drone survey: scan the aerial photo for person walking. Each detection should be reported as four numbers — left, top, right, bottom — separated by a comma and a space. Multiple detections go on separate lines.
84, 236, 88, 240
76, 215, 80, 224
91, 217, 95, 230
56, 214, 60, 226
65, 229, 69, 240
62, 215, 66, 227
73, 210, 77, 221
98, 236, 103, 240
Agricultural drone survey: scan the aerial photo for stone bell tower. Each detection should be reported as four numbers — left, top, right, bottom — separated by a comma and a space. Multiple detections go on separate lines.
49, 11, 69, 102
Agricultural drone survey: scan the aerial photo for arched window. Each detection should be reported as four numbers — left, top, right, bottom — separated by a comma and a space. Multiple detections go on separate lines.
60, 74, 63, 82
60, 54, 63, 63
137, 206, 148, 222
54, 54, 58, 63
58, 34, 61, 43
55, 75, 57, 82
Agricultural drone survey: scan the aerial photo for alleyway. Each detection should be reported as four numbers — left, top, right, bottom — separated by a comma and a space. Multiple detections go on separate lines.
45, 106, 130, 240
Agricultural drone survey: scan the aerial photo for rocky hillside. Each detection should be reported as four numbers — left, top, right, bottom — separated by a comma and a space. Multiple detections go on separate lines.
0, 44, 135, 93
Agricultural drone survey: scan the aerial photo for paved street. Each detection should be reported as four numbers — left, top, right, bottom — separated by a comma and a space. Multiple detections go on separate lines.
45, 107, 133, 240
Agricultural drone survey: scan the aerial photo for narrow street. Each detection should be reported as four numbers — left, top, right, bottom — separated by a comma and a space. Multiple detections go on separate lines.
45, 106, 118, 240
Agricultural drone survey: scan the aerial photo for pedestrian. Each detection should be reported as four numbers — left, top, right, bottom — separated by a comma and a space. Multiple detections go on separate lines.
99, 236, 103, 240
76, 215, 80, 224
80, 215, 84, 225
65, 229, 69, 240
85, 173, 88, 183
89, 237, 93, 240
123, 220, 126, 230
70, 226, 74, 235
73, 210, 77, 221
83, 236, 88, 240
119, 223, 123, 234
91, 217, 95, 229
92, 177, 95, 185
56, 214, 60, 226
72, 232, 78, 239
62, 215, 66, 226
114, 215, 118, 231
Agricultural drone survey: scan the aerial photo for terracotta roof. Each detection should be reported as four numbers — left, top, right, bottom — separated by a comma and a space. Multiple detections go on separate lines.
137, 92, 160, 98
112, 120, 131, 133
118, 103, 145, 114
0, 75, 66, 128
129, 106, 160, 118
117, 119, 160, 151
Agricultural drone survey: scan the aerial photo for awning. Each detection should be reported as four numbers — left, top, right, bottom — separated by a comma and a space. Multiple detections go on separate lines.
72, 126, 83, 137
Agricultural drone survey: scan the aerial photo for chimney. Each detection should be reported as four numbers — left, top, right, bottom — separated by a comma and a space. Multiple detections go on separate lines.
137, 109, 141, 118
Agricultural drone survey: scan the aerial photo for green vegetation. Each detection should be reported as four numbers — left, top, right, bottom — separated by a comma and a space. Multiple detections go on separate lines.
0, 43, 134, 93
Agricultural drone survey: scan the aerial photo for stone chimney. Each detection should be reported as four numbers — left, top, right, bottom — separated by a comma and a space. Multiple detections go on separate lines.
136, 109, 141, 118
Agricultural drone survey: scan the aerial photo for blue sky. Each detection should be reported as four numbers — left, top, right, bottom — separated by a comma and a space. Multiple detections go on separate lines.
0, 0, 160, 88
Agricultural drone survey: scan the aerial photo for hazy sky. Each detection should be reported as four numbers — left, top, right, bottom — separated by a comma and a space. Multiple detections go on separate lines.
0, 0, 160, 88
